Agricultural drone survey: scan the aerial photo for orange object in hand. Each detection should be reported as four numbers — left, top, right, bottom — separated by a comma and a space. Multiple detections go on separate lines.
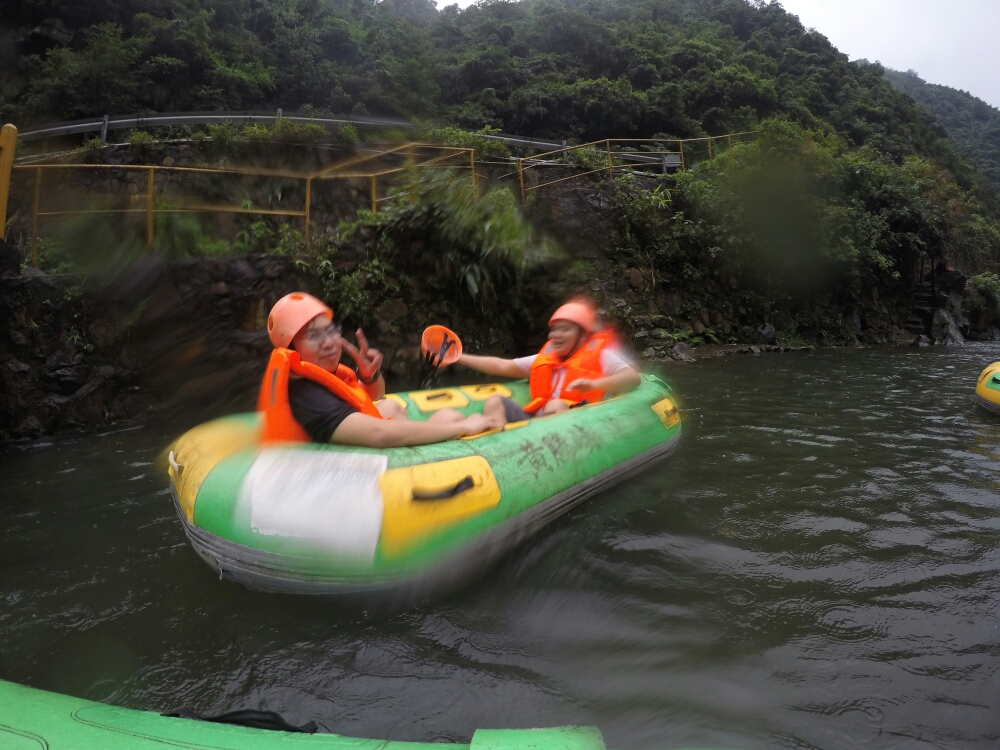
421, 325, 463, 367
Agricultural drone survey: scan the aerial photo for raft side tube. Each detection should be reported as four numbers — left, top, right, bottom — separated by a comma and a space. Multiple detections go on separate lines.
172, 432, 679, 603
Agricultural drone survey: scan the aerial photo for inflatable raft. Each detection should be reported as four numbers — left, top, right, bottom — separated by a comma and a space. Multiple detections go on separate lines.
975, 361, 1000, 415
167, 375, 681, 601
0, 679, 614, 750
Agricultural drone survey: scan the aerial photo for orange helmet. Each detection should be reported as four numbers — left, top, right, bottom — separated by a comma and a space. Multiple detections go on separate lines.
267, 292, 332, 348
549, 300, 595, 333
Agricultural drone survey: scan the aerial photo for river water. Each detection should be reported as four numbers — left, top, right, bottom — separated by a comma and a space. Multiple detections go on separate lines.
2, 346, 999, 749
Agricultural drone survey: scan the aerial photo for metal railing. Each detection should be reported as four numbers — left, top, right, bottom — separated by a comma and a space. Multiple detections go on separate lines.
516, 132, 758, 199
0, 124, 16, 239
15, 110, 569, 154
10, 142, 475, 266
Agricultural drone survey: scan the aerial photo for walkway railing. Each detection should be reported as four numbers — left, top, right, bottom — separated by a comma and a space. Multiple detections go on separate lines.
516, 132, 758, 200
8, 141, 474, 266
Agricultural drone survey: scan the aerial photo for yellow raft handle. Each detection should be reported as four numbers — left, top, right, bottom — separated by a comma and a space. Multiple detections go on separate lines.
412, 475, 474, 501
168, 450, 184, 476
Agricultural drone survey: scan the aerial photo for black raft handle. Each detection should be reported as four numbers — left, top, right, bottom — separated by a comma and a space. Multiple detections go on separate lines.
412, 475, 475, 501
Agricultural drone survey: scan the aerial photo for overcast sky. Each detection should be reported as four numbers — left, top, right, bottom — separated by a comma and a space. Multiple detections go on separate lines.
444, 0, 1000, 109
778, 0, 1000, 108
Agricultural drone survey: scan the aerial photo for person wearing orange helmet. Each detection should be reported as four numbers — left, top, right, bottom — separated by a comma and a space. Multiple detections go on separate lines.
454, 298, 640, 425
259, 293, 497, 446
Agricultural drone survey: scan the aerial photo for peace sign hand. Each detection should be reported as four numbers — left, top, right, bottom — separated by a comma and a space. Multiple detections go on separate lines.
342, 328, 383, 382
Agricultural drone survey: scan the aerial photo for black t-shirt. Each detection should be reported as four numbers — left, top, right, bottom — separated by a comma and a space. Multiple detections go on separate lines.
287, 377, 358, 442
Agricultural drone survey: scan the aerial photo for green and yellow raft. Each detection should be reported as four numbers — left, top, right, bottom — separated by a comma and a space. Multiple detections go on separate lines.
0, 679, 627, 750
975, 361, 1000, 415
167, 375, 681, 600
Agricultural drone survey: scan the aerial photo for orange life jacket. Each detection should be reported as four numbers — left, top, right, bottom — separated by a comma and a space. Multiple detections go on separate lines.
257, 348, 382, 443
524, 330, 615, 414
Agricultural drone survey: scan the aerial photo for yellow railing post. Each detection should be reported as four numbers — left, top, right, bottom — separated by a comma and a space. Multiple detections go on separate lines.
31, 167, 41, 267
517, 159, 525, 202
727, 135, 732, 150
0, 124, 17, 240
469, 148, 477, 193
678, 140, 685, 171
303, 177, 312, 244
605, 139, 613, 180
145, 168, 155, 249
707, 137, 712, 160
370, 175, 377, 214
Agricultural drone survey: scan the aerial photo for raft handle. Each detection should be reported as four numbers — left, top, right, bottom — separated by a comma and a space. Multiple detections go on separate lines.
168, 450, 184, 476
412, 475, 475, 501
425, 391, 450, 401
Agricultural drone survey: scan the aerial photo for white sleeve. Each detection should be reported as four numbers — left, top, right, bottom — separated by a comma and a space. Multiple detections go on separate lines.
599, 348, 633, 375
513, 355, 536, 376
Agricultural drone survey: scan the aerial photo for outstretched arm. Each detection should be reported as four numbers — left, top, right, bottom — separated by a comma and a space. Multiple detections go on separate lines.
567, 366, 641, 395
457, 353, 525, 379
332, 411, 494, 448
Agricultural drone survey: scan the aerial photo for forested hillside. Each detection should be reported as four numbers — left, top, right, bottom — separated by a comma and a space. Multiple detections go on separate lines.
885, 68, 1000, 196
5, 0, 1000, 349
0, 0, 977, 183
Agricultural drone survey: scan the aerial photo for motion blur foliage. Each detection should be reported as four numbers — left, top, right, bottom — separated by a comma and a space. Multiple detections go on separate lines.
619, 119, 995, 312
308, 169, 554, 327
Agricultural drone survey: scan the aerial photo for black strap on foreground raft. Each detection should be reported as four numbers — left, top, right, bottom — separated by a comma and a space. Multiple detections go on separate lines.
163, 707, 318, 733
412, 475, 475, 501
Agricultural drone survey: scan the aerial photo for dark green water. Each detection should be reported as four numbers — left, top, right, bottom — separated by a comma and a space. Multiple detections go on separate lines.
2, 346, 999, 749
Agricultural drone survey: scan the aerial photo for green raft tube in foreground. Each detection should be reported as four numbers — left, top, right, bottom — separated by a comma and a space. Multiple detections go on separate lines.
0, 679, 722, 750
167, 375, 681, 601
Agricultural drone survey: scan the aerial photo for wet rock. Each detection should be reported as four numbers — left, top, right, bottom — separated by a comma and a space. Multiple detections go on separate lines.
0, 238, 19, 278
737, 325, 754, 343
375, 299, 409, 322
227, 259, 256, 280
7, 358, 30, 373
628, 268, 645, 290
88, 321, 117, 349
632, 315, 652, 330
640, 347, 656, 359
756, 324, 777, 345
22, 267, 46, 278
649, 329, 675, 345
652, 315, 672, 329
931, 309, 964, 345
671, 342, 696, 362
749, 345, 762, 355
692, 319, 706, 335
610, 298, 627, 309
16, 415, 44, 438
913, 334, 932, 347
634, 330, 650, 343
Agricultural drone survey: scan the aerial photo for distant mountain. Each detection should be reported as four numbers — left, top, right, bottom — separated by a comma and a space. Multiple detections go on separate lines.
885, 69, 1000, 195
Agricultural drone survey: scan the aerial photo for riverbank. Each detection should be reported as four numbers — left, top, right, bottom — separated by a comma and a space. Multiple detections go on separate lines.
0, 256, 977, 440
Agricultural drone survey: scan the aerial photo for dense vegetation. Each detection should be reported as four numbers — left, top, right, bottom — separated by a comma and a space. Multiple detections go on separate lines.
884, 69, 1000, 197
0, 1, 977, 179
5, 0, 1000, 342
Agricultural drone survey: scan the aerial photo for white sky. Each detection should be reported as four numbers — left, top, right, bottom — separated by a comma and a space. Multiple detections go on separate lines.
443, 0, 1000, 109
778, 0, 1000, 108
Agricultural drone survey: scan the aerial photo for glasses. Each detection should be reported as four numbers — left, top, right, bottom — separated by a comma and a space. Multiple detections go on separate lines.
298, 323, 342, 346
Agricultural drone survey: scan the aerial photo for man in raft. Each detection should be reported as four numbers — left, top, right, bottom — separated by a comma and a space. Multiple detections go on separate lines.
455, 298, 641, 425
260, 292, 497, 446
